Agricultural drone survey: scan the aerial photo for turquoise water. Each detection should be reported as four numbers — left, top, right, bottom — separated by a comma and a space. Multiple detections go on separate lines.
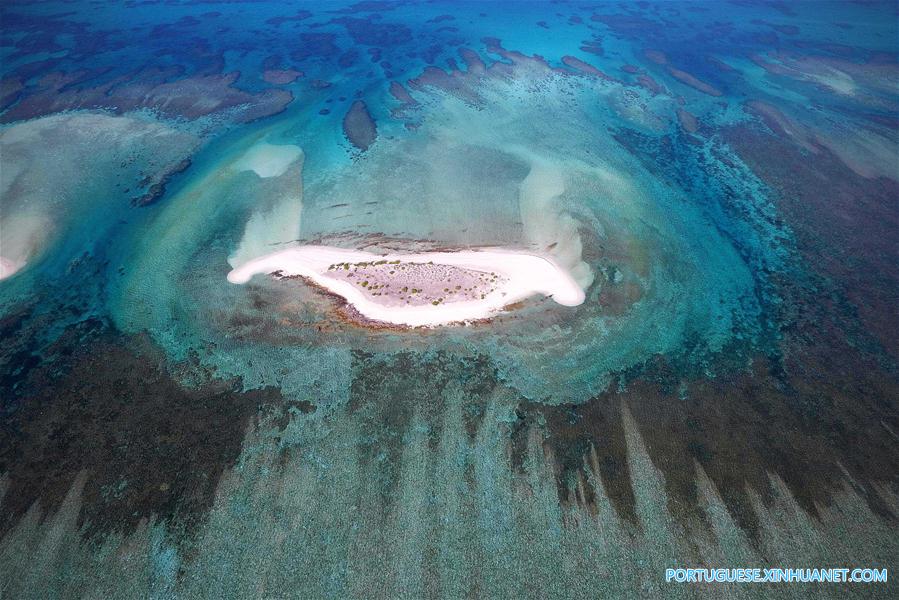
96, 71, 766, 404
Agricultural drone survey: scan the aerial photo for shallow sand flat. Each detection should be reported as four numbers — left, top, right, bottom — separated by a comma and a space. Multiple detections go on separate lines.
0, 256, 26, 280
227, 245, 585, 327
0, 112, 199, 282
233, 142, 303, 178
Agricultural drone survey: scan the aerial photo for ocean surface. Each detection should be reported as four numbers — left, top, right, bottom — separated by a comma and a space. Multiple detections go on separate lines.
1, 1, 897, 597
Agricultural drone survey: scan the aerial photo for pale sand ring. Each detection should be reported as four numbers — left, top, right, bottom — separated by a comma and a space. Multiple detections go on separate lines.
227, 245, 586, 327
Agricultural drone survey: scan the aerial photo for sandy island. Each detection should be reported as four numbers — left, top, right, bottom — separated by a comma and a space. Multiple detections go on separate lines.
227, 245, 585, 327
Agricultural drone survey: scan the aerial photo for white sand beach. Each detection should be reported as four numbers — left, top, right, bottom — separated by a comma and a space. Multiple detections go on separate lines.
227, 245, 586, 327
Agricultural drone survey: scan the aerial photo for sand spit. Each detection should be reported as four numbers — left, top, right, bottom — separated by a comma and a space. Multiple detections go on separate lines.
228, 245, 585, 327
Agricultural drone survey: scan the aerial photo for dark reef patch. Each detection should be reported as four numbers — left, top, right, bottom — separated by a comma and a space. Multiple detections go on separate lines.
751, 19, 800, 36
290, 32, 340, 62
333, 16, 412, 47
561, 55, 618, 82
706, 55, 737, 73
265, 10, 312, 27
676, 108, 699, 133
458, 48, 486, 74
665, 65, 723, 96
724, 121, 899, 361
636, 73, 666, 95
0, 78, 23, 111
339, 48, 360, 69
332, 1, 400, 15
428, 14, 454, 24
132, 158, 192, 207
347, 351, 501, 502
343, 99, 378, 151
579, 39, 604, 57
527, 343, 899, 541
513, 397, 639, 527
419, 43, 443, 65
389, 81, 417, 105
0, 69, 293, 124
262, 68, 303, 85
0, 321, 306, 539
591, 13, 664, 40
